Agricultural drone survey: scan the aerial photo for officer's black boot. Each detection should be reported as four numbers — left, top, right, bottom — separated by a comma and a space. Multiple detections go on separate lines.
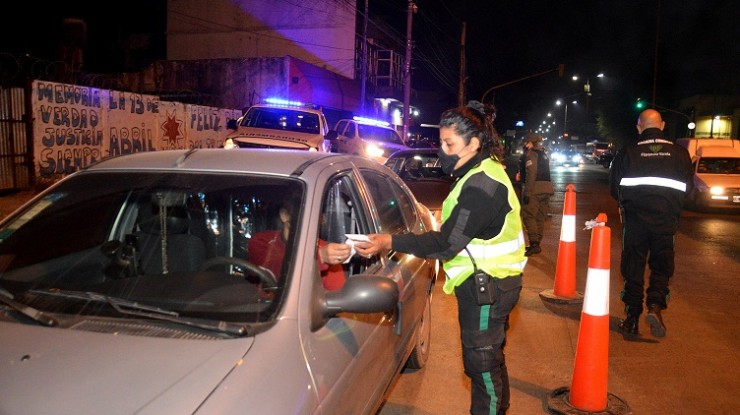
618, 314, 639, 335
645, 304, 666, 337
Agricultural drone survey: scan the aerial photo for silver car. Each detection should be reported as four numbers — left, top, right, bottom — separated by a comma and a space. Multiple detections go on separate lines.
0, 149, 436, 415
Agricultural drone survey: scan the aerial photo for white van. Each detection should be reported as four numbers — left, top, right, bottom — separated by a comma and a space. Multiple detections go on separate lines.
330, 117, 410, 163
676, 138, 740, 210
223, 99, 331, 152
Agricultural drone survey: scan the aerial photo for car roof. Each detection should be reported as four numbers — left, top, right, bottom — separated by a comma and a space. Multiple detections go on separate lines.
249, 103, 324, 115
85, 149, 372, 176
338, 118, 396, 129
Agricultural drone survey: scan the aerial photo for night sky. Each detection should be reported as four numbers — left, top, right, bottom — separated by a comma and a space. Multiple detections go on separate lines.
375, 0, 739, 126
3, 0, 737, 129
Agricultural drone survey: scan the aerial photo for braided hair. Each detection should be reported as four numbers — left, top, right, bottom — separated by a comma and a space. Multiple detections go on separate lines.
439, 100, 504, 162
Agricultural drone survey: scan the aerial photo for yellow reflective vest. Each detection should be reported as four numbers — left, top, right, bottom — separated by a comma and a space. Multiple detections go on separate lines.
441, 158, 527, 294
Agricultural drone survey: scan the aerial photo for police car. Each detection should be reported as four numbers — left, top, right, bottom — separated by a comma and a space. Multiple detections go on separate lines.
223, 98, 332, 152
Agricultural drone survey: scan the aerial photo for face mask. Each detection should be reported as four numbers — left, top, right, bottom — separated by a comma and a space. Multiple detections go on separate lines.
438, 148, 461, 175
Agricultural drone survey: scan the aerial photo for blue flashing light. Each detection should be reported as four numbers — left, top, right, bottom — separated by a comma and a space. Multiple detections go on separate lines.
264, 97, 305, 107
353, 116, 390, 127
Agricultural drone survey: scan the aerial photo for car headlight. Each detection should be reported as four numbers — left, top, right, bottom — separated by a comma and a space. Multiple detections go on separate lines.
365, 143, 385, 158
552, 153, 564, 162
710, 186, 725, 195
572, 154, 582, 163
223, 138, 236, 149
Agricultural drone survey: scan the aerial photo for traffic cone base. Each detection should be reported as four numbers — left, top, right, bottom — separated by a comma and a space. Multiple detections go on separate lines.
547, 387, 633, 415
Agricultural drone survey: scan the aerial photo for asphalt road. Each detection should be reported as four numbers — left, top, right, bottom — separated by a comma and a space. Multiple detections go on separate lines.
378, 161, 740, 415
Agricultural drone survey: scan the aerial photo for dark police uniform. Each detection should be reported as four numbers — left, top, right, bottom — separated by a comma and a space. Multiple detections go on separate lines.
609, 128, 693, 318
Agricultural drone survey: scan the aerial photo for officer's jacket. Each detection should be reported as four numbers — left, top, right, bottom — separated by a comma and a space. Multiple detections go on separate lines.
609, 128, 693, 233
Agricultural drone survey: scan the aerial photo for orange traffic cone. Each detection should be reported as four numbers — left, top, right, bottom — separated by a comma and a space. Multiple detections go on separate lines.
547, 213, 631, 414
570, 213, 611, 410
540, 184, 583, 304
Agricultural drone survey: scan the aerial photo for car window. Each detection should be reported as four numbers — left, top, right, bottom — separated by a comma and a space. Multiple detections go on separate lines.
384, 156, 404, 174
0, 172, 305, 324
344, 122, 355, 138
359, 170, 416, 234
319, 175, 375, 280
243, 107, 320, 134
697, 157, 739, 174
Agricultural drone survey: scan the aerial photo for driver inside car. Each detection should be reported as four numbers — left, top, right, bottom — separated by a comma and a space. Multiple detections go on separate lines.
248, 204, 351, 291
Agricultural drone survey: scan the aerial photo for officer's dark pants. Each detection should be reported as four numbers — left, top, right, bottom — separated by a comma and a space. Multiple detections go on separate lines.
521, 193, 550, 244
620, 218, 674, 316
455, 274, 522, 415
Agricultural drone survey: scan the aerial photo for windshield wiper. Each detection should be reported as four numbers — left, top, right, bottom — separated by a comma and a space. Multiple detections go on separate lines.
0, 285, 58, 327
29, 289, 247, 337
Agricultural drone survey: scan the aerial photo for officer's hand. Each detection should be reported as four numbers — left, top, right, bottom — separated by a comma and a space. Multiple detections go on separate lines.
522, 196, 530, 205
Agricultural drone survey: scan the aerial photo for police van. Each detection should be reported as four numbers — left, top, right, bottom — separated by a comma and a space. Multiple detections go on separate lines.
223, 98, 332, 152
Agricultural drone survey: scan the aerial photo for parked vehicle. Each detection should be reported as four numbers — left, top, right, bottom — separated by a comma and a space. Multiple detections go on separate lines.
676, 138, 740, 210
223, 98, 331, 152
599, 151, 615, 169
385, 147, 453, 223
0, 149, 437, 415
329, 116, 410, 163
550, 148, 583, 167
586, 141, 611, 163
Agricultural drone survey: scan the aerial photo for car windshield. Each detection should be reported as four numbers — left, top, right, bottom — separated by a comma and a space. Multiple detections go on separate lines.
242, 107, 321, 135
358, 124, 405, 145
696, 157, 740, 174
0, 171, 305, 326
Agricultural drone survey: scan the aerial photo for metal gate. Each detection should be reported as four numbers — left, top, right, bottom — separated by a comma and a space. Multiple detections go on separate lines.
0, 86, 32, 191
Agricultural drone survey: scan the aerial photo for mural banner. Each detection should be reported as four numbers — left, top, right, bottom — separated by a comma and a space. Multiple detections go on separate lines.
32, 80, 240, 179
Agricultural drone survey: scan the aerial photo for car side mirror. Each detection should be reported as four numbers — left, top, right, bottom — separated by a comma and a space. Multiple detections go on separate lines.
326, 130, 338, 141
226, 119, 238, 130
311, 275, 399, 330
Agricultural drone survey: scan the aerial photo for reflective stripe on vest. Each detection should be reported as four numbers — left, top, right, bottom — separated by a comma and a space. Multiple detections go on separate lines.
441, 158, 527, 294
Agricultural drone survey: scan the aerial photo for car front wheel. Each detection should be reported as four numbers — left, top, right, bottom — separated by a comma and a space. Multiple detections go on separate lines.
404, 292, 432, 370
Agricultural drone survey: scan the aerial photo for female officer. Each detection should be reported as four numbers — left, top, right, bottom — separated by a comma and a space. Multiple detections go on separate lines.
355, 101, 527, 415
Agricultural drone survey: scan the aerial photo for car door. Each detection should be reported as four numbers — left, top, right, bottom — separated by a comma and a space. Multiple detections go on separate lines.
301, 168, 402, 415
357, 168, 435, 358
336, 121, 358, 155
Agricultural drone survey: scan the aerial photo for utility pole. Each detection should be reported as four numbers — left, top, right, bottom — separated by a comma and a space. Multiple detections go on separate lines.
402, 1, 415, 142
651, 0, 661, 107
458, 22, 466, 107
360, 0, 369, 114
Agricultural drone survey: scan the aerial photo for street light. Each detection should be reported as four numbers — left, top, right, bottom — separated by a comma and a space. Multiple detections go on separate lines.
572, 73, 604, 96
556, 99, 577, 138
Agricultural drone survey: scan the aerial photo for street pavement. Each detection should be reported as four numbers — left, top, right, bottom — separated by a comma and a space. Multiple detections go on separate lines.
379, 161, 740, 415
2, 169, 739, 415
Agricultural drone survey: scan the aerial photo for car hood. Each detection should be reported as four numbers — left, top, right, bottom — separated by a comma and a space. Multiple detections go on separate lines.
0, 321, 253, 415
695, 173, 740, 188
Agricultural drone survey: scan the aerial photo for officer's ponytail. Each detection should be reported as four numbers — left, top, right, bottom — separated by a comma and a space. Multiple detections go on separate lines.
439, 100, 503, 162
